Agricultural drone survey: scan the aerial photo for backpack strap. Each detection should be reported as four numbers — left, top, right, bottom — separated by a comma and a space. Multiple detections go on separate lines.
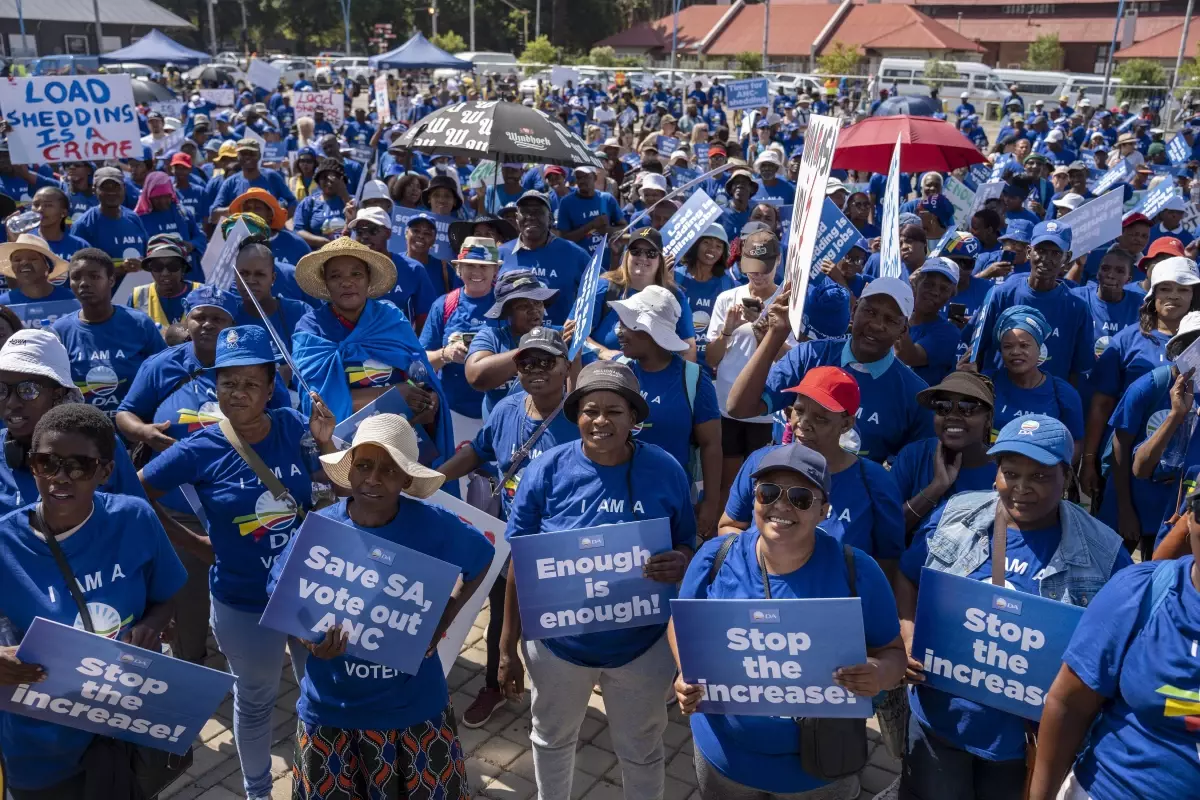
602, 281, 623, 320
36, 504, 95, 634
705, 532, 740, 588
442, 287, 462, 327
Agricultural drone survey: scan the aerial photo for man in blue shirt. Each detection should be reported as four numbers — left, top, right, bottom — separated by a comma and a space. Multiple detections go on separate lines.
555, 166, 623, 259
954, 92, 975, 118
69, 167, 148, 276
0, 141, 57, 206
212, 138, 296, 216
344, 107, 376, 151
498, 191, 590, 326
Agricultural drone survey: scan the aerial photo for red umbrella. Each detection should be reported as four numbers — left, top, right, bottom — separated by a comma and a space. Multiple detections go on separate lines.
830, 115, 987, 174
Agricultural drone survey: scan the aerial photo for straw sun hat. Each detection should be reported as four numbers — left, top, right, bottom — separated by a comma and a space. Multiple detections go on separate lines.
294, 236, 398, 302
319, 413, 446, 499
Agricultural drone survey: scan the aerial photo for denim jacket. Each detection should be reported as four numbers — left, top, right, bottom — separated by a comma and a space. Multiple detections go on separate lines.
923, 491, 1124, 608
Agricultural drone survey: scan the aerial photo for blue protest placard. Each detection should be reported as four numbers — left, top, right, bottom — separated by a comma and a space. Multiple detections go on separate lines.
261, 140, 288, 161
1058, 188, 1123, 256
671, 598, 870, 718
661, 190, 723, 262
331, 385, 435, 465
618, 108, 637, 130
0, 75, 141, 164
812, 197, 858, 270
725, 78, 770, 112
259, 513, 462, 675
2, 618, 233, 754
621, 152, 642, 170
968, 163, 991, 187
1128, 183, 1183, 221
694, 143, 710, 170
911, 568, 1084, 721
389, 207, 457, 261
566, 237, 606, 361
1079, 149, 1097, 169
656, 135, 680, 156
1091, 158, 1134, 195
671, 165, 700, 197
510, 518, 675, 640
6, 299, 81, 330
1167, 134, 1191, 166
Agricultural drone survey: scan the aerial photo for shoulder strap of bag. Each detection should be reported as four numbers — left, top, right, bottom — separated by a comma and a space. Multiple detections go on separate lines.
1135, 560, 1179, 631
219, 418, 290, 501
842, 544, 857, 598
36, 504, 94, 634
442, 287, 462, 326
706, 532, 740, 587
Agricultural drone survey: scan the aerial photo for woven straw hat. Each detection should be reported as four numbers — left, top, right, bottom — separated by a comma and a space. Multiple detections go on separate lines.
294, 236, 398, 301
319, 413, 445, 499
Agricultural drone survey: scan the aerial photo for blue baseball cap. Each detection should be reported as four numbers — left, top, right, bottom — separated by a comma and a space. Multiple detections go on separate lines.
1031, 220, 1072, 251
405, 211, 437, 230
849, 237, 870, 254
988, 414, 1073, 466
750, 443, 831, 495
183, 284, 238, 320
801, 281, 852, 341
942, 231, 981, 260
211, 325, 278, 369
999, 219, 1033, 244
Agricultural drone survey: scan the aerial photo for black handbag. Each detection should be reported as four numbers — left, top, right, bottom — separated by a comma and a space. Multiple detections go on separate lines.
37, 505, 193, 800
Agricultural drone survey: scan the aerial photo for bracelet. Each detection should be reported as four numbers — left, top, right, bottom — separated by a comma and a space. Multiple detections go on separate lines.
905, 500, 922, 517
722, 331, 733, 338
918, 489, 936, 506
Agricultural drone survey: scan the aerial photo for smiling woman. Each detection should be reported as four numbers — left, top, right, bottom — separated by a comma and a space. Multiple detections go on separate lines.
0, 233, 75, 306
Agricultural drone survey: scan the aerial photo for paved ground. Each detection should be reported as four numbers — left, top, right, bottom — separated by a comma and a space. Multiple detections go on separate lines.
160, 600, 902, 800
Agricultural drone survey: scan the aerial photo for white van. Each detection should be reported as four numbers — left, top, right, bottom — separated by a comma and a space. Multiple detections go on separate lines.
433, 52, 519, 80
992, 69, 1070, 107
877, 58, 1004, 102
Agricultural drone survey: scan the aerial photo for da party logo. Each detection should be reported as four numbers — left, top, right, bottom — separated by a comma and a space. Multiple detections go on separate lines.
234, 490, 299, 541
1156, 685, 1200, 731
76, 365, 120, 398
346, 358, 393, 388
178, 401, 225, 432
74, 602, 130, 639
749, 608, 781, 623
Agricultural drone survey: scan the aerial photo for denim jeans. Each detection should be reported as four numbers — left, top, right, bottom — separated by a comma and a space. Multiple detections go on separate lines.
210, 598, 308, 799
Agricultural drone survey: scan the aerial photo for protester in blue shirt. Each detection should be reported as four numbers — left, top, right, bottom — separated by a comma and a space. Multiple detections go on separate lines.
272, 413, 491, 800
555, 165, 624, 258
1069, 248, 1143, 361
140, 326, 336, 800
497, 191, 591, 325
405, 212, 459, 299
672, 443, 906, 797
0, 233, 75, 307
0, 404, 187, 798
346, 207, 439, 327
133, 172, 207, 275
69, 167, 148, 276
1030, 540, 1200, 800
897, 257, 963, 387
229, 188, 312, 272
1148, 194, 1194, 247
293, 157, 350, 249
728, 278, 933, 464
498, 361, 696, 800
676, 223, 738, 367
896, 415, 1131, 800
230, 240, 310, 363
717, 169, 757, 241
212, 139, 297, 215
1073, 214, 1151, 286
751, 150, 795, 205
30, 187, 90, 261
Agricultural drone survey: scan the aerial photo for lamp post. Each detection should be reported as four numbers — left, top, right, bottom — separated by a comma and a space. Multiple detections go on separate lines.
1166, 0, 1195, 127
1100, 0, 1128, 108
91, 0, 104, 54
340, 0, 352, 55
670, 0, 680, 88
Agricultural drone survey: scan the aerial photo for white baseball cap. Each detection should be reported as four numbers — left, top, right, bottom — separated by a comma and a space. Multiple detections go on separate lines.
859, 276, 914, 318
914, 256, 960, 285
755, 149, 782, 167
1162, 195, 1188, 213
349, 206, 392, 230
0, 329, 82, 400
1151, 256, 1200, 289
639, 173, 669, 195
361, 179, 392, 206
1052, 192, 1085, 211
1045, 129, 1064, 143
960, 91, 969, 98
610, 285, 688, 352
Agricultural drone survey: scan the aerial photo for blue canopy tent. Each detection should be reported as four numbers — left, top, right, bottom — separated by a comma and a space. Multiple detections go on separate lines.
369, 32, 472, 70
99, 29, 211, 68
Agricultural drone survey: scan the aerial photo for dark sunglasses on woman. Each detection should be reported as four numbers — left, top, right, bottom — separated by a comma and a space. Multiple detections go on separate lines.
930, 399, 983, 417
29, 453, 109, 481
0, 380, 52, 402
755, 483, 822, 511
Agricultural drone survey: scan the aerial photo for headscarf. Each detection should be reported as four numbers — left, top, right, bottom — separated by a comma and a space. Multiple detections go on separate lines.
221, 211, 270, 240
994, 304, 1050, 349
134, 171, 176, 216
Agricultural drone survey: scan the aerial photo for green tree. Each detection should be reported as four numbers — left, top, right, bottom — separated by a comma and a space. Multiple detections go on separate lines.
1025, 34, 1064, 71
816, 42, 861, 76
519, 35, 560, 74
923, 59, 958, 93
589, 46, 618, 67
431, 31, 467, 54
1115, 58, 1168, 104
733, 51, 762, 76
1176, 44, 1200, 98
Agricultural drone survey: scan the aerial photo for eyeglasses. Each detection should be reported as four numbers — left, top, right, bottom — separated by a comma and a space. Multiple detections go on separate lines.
755, 482, 822, 511
354, 222, 384, 237
147, 259, 185, 273
516, 354, 557, 373
931, 399, 984, 417
29, 453, 108, 481
628, 247, 659, 259
0, 380, 50, 402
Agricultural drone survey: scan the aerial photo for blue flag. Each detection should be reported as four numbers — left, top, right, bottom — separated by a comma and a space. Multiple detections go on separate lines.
510, 518, 675, 641
911, 568, 1084, 721
661, 191, 723, 262
2, 618, 234, 755
671, 598, 870, 718
6, 299, 81, 330
566, 237, 606, 362
259, 513, 463, 675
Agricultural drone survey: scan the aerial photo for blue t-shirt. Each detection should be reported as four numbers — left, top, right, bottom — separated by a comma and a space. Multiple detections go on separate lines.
471, 392, 580, 520
1070, 285, 1144, 359
970, 276, 1095, 381
505, 440, 696, 668
1091, 327, 1168, 399
213, 169, 296, 211
627, 356, 720, 473
68, 207, 148, 266
0, 284, 76, 306
0, 493, 187, 791
1064, 558, 1200, 800
43, 233, 92, 262
0, 427, 145, 516
762, 339, 933, 463
587, 280, 697, 352
141, 408, 322, 611
269, 229, 312, 268
986, 369, 1085, 442
270, 497, 493, 731
717, 207, 752, 242
909, 315, 961, 387
752, 177, 795, 206
52, 307, 166, 418
682, 530, 899, 793
675, 268, 740, 366
724, 445, 904, 559
406, 252, 459, 300
889, 438, 997, 510
498, 237, 591, 325
465, 324, 522, 416
380, 254, 439, 321
294, 193, 347, 238
555, 190, 624, 256
418, 289, 494, 418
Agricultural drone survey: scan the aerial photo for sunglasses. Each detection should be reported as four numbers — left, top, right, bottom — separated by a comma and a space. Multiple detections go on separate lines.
0, 380, 51, 402
755, 482, 822, 511
29, 453, 108, 481
354, 222, 385, 237
931, 399, 984, 417
147, 260, 185, 273
516, 354, 557, 373
628, 247, 659, 259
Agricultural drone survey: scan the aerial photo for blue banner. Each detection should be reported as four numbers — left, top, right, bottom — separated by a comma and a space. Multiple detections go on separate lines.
671, 166, 700, 198
1091, 158, 1135, 195
910, 568, 1084, 721
621, 153, 642, 171
661, 190, 723, 262
6, 299, 80, 330
725, 77, 770, 112
656, 135, 680, 156
968, 163, 992, 187
388, 207, 457, 261
671, 598, 870, 718
259, 513, 463, 675
566, 237, 606, 361
3, 618, 233, 754
1128, 183, 1183, 221
510, 518, 675, 640
1167, 134, 1191, 166
812, 197, 858, 271
694, 143, 710, 170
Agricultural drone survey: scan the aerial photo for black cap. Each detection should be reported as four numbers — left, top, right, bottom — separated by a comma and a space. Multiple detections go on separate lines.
628, 225, 663, 250
564, 361, 650, 424
515, 327, 567, 358
515, 189, 552, 211
750, 443, 832, 495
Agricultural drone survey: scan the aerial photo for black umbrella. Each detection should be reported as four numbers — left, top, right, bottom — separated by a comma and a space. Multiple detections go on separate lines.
130, 78, 177, 105
872, 95, 944, 118
397, 101, 604, 168
186, 65, 242, 86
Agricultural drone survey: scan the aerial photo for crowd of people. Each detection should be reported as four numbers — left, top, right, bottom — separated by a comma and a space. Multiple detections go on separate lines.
0, 63, 1195, 800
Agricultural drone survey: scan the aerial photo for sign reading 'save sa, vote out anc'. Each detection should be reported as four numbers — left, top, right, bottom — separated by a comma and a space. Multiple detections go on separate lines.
910, 568, 1084, 721
1, 618, 234, 754
671, 598, 870, 718
259, 513, 462, 675
0, 75, 141, 165
510, 518, 674, 640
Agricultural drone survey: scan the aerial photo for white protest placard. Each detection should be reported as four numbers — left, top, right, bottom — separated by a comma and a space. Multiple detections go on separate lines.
878, 133, 904, 280
550, 66, 580, 89
112, 271, 152, 307
243, 126, 266, 149
145, 126, 185, 157
0, 74, 140, 164
374, 75, 392, 124
969, 180, 1005, 218
1057, 188, 1123, 257
783, 114, 841, 339
294, 90, 344, 127
148, 100, 184, 119
199, 88, 235, 107
202, 219, 251, 290
246, 59, 281, 90
943, 176, 977, 228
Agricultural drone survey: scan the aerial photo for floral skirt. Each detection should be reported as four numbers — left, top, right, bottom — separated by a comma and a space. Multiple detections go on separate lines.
292, 705, 469, 800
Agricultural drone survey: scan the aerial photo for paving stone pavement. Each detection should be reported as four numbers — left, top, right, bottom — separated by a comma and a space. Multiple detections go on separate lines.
161, 602, 901, 800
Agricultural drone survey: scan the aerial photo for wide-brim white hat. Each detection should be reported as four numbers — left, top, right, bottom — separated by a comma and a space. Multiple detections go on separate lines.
610, 285, 688, 352
319, 413, 445, 499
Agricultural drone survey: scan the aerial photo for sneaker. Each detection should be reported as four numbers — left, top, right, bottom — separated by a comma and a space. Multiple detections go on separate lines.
461, 687, 507, 728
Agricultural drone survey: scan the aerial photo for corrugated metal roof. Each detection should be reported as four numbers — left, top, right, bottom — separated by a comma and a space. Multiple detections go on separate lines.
0, 0, 192, 28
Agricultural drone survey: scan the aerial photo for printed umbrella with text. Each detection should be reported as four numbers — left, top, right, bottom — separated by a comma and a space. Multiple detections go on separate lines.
830, 114, 987, 175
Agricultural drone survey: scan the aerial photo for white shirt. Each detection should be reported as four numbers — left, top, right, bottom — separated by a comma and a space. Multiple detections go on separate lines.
706, 285, 793, 425
593, 106, 616, 125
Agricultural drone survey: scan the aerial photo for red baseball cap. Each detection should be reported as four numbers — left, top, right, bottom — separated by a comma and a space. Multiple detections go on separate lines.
1122, 212, 1151, 228
708, 145, 727, 157
785, 366, 860, 414
1140, 236, 1185, 269
169, 153, 192, 168
544, 165, 566, 178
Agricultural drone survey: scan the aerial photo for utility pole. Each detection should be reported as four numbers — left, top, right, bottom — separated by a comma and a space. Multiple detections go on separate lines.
238, 0, 248, 56
91, 0, 104, 54
432, 0, 438, 37
340, 0, 352, 54
535, 0, 541, 39
761, 0, 771, 73
1167, 0, 1195, 126
1100, 0, 1128, 108
207, 0, 218, 55
14, 0, 27, 56
670, 0, 680, 88
470, 0, 476, 50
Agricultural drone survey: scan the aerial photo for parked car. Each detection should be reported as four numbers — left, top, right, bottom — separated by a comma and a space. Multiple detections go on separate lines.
518, 70, 551, 96
316, 57, 372, 86
214, 51, 242, 67
269, 57, 315, 86
433, 51, 519, 81
105, 62, 156, 79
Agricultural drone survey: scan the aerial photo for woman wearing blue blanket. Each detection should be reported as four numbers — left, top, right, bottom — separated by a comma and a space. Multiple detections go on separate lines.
0, 404, 187, 799
671, 442, 907, 799
138, 325, 337, 800
291, 237, 455, 470
271, 413, 493, 800
894, 415, 1131, 800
